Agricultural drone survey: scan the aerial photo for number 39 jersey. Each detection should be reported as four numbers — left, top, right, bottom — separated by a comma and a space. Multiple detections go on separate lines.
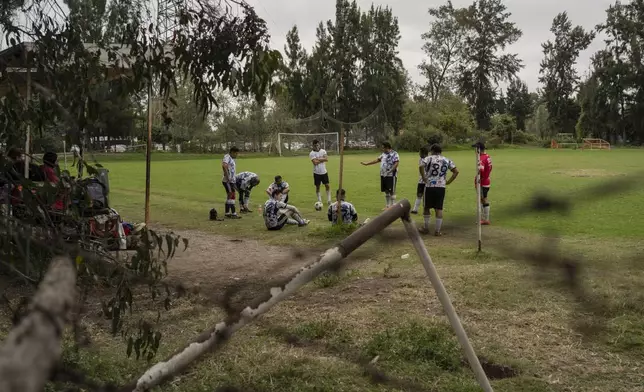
421, 155, 456, 188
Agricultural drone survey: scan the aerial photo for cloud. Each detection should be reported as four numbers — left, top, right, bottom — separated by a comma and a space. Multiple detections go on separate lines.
243, 0, 615, 92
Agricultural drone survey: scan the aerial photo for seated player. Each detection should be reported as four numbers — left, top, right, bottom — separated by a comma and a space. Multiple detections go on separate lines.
263, 189, 309, 230
265, 175, 289, 203
235, 171, 260, 213
327, 188, 358, 225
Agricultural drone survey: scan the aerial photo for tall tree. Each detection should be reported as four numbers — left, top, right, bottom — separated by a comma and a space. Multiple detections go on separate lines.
419, 0, 464, 102
283, 26, 309, 118
455, 0, 523, 131
505, 78, 533, 130
539, 12, 595, 135
358, 5, 407, 133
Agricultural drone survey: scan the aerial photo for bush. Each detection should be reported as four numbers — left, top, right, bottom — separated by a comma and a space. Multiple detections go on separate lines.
394, 127, 450, 152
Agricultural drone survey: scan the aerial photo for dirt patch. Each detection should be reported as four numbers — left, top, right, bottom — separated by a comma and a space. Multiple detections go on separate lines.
551, 169, 625, 178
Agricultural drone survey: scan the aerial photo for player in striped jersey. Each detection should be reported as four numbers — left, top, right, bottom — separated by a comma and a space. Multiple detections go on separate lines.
327, 189, 358, 225
221, 146, 240, 219
235, 171, 260, 213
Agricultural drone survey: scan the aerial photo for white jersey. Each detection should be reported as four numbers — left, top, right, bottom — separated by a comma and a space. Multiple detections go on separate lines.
379, 150, 400, 177
417, 157, 425, 184
267, 181, 289, 202
263, 199, 287, 229
221, 154, 236, 183
235, 171, 258, 191
421, 154, 456, 188
327, 201, 358, 225
309, 149, 328, 175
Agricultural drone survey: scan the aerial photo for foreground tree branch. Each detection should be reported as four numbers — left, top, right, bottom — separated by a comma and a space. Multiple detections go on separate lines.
0, 256, 77, 392
122, 201, 411, 392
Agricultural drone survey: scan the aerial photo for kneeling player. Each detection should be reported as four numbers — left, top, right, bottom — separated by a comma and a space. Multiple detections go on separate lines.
235, 171, 260, 213
263, 189, 309, 230
327, 188, 358, 225
266, 175, 289, 203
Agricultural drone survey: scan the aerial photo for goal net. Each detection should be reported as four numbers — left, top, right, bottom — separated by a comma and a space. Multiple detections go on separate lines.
325, 103, 392, 150
277, 132, 339, 156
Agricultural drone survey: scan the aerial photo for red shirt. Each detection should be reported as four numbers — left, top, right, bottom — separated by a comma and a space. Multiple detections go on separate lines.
41, 165, 64, 210
478, 153, 492, 187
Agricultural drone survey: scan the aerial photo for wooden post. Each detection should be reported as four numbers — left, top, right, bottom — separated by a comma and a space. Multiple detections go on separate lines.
336, 125, 344, 223
475, 147, 482, 252
144, 82, 153, 225
24, 66, 31, 179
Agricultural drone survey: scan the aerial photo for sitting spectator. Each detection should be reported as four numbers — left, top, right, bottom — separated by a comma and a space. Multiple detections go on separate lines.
6, 147, 45, 181
40, 151, 64, 211
327, 188, 358, 225
263, 189, 308, 230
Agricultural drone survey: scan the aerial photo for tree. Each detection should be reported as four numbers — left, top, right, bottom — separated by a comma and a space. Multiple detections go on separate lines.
283, 26, 309, 118
539, 12, 595, 135
454, 0, 523, 131
419, 1, 464, 102
506, 78, 533, 130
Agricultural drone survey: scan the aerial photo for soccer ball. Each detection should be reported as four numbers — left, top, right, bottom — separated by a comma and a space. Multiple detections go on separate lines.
314, 201, 323, 211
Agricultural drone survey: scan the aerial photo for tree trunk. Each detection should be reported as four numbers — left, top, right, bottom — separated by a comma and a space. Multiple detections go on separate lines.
0, 256, 77, 392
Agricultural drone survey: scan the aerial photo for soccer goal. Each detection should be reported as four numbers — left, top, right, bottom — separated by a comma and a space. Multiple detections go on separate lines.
551, 133, 578, 149
277, 132, 340, 157
582, 138, 611, 150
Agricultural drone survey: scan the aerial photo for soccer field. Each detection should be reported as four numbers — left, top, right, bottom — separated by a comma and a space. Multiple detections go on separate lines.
105, 148, 644, 239
77, 147, 644, 391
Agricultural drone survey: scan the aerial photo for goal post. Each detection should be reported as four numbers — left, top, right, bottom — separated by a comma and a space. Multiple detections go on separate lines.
277, 132, 340, 157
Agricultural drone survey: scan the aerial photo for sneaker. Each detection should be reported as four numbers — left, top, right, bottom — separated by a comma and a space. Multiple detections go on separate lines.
224, 213, 232, 218
229, 214, 241, 219
418, 227, 430, 234
481, 220, 490, 225
298, 219, 310, 226
434, 231, 443, 237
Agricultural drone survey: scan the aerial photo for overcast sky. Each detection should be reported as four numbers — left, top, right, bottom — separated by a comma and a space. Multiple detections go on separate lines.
242, 0, 616, 92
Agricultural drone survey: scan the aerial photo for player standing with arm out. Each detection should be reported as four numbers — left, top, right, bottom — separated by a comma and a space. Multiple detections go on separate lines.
361, 141, 399, 209
420, 144, 459, 236
309, 140, 332, 205
411, 146, 429, 214
221, 146, 240, 219
473, 142, 493, 225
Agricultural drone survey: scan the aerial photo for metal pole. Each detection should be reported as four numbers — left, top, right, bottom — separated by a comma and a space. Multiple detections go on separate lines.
401, 216, 493, 392
475, 147, 482, 252
144, 82, 153, 225
63, 140, 68, 170
336, 125, 344, 223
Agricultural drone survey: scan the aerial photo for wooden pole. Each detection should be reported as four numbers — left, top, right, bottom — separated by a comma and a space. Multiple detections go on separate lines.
24, 66, 31, 179
144, 82, 153, 225
336, 125, 344, 223
475, 147, 482, 252
401, 216, 493, 391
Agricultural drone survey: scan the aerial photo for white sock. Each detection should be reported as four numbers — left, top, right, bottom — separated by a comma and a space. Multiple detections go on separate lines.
435, 218, 443, 233
423, 215, 430, 230
243, 197, 249, 207
385, 194, 390, 207
483, 205, 490, 220
316, 192, 321, 202
413, 198, 421, 211
326, 190, 331, 203
390, 194, 396, 205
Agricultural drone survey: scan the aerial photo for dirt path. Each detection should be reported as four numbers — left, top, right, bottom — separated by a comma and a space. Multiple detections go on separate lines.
165, 229, 319, 288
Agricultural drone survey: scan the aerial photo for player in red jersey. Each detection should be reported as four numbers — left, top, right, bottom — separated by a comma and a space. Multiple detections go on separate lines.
473, 142, 492, 225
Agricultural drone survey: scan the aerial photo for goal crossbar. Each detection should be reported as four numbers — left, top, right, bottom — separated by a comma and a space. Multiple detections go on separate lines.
277, 132, 339, 156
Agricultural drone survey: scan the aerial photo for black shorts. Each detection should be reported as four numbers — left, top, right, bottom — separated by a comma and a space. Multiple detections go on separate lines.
424, 187, 446, 210
416, 183, 425, 197
314, 173, 329, 186
222, 181, 235, 198
481, 186, 490, 199
380, 176, 397, 193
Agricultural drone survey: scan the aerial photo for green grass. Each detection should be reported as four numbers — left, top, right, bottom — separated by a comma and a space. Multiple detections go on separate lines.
104, 148, 644, 239
46, 148, 644, 391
